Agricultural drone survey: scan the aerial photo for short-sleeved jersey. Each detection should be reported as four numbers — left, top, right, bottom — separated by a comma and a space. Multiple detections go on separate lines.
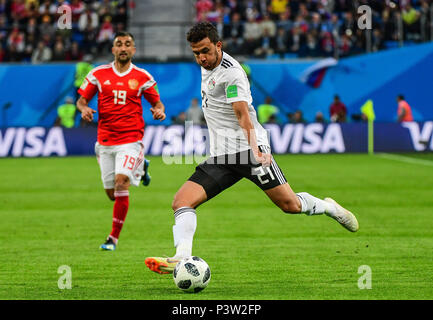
78, 62, 160, 146
200, 52, 269, 156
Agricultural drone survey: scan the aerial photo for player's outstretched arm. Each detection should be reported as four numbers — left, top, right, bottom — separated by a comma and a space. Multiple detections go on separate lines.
150, 100, 166, 121
232, 101, 271, 167
76, 96, 96, 122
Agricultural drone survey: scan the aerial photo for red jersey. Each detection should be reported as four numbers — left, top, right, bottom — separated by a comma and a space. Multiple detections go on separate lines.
78, 62, 160, 146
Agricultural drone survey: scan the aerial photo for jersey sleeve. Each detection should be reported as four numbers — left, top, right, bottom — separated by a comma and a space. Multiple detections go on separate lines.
224, 68, 250, 104
77, 71, 98, 101
142, 84, 160, 105
138, 74, 160, 105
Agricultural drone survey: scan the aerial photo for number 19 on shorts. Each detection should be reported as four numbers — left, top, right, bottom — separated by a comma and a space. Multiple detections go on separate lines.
123, 155, 136, 170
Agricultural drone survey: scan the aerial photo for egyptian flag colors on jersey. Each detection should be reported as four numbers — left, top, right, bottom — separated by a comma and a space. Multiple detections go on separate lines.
78, 62, 160, 146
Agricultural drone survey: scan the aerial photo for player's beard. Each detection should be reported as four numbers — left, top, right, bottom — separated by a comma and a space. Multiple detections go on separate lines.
117, 53, 131, 64
202, 48, 221, 70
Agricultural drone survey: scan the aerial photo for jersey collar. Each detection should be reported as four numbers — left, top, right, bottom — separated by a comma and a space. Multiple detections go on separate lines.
111, 61, 133, 77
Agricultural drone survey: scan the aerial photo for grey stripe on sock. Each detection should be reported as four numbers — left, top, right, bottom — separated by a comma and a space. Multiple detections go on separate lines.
174, 207, 195, 219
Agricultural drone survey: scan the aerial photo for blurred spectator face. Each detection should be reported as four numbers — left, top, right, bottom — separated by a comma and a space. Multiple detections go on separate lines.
190, 37, 222, 70
112, 35, 136, 63
232, 12, 240, 23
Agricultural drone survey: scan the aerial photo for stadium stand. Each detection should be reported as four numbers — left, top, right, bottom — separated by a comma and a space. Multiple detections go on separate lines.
0, 0, 130, 62
195, 0, 433, 59
1, 1, 432, 63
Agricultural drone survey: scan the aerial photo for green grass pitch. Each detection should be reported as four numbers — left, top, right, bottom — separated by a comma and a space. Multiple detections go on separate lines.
1, 153, 432, 300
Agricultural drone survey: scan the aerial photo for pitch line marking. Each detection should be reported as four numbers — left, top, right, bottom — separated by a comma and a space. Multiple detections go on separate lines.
374, 153, 433, 167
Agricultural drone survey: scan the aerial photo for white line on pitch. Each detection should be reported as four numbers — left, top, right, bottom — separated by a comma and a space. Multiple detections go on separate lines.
374, 153, 433, 167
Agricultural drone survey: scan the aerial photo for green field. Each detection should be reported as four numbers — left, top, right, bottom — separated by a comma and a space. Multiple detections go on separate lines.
1, 153, 432, 300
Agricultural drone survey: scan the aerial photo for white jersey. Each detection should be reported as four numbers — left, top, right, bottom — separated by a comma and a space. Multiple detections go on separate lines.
200, 52, 269, 156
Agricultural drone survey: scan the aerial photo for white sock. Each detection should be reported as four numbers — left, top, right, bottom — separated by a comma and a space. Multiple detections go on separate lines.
172, 207, 196, 259
296, 192, 337, 216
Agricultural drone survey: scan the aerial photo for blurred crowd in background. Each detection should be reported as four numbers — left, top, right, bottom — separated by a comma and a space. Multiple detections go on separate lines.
1, 0, 433, 63
0, 0, 130, 63
196, 0, 433, 58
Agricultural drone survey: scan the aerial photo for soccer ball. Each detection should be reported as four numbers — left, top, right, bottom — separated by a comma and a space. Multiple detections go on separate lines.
173, 256, 211, 293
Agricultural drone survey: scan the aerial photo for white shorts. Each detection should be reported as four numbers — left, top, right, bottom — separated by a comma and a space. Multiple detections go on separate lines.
95, 141, 145, 189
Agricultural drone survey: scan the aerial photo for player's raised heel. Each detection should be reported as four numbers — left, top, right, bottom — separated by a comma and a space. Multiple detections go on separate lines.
324, 197, 359, 232
141, 159, 151, 186
145, 257, 180, 274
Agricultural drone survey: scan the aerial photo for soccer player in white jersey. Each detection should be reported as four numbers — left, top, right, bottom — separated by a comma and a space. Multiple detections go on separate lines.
145, 22, 359, 274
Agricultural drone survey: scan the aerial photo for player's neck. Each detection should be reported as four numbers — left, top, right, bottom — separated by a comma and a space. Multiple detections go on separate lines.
114, 60, 131, 74
215, 51, 223, 69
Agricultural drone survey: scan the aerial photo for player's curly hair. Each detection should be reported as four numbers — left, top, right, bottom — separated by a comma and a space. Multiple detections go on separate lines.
186, 22, 220, 44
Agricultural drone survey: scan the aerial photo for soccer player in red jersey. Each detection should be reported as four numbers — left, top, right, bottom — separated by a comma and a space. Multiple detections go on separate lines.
76, 31, 166, 251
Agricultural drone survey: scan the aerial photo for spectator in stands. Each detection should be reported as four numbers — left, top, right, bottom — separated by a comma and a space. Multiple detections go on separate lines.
195, 0, 214, 22
320, 31, 335, 57
186, 97, 205, 126
31, 40, 52, 64
329, 95, 347, 123
67, 41, 84, 61
0, 43, 6, 62
222, 12, 244, 55
260, 13, 277, 39
97, 15, 115, 55
10, 0, 27, 25
78, 5, 99, 32
7, 26, 25, 57
71, 0, 85, 26
288, 25, 305, 54
372, 29, 384, 52
39, 14, 55, 41
0, 14, 7, 43
243, 11, 262, 55
113, 5, 128, 27
303, 30, 319, 57
338, 33, 353, 57
274, 27, 289, 58
0, 0, 8, 17
276, 9, 293, 32
269, 0, 288, 20
396, 94, 414, 122
39, 0, 57, 16
254, 28, 275, 57
52, 39, 67, 61
402, 3, 421, 40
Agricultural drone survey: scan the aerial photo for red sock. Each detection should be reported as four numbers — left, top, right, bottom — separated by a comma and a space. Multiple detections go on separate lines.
109, 190, 129, 242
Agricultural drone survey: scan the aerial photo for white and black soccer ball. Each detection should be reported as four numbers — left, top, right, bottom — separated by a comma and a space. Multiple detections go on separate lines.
173, 256, 211, 293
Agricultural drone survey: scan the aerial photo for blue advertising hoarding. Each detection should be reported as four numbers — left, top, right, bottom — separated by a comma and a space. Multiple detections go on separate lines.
1, 122, 432, 158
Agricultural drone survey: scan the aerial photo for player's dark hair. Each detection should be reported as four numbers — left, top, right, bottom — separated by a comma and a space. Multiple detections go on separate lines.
186, 22, 220, 44
113, 31, 135, 42
397, 94, 405, 100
